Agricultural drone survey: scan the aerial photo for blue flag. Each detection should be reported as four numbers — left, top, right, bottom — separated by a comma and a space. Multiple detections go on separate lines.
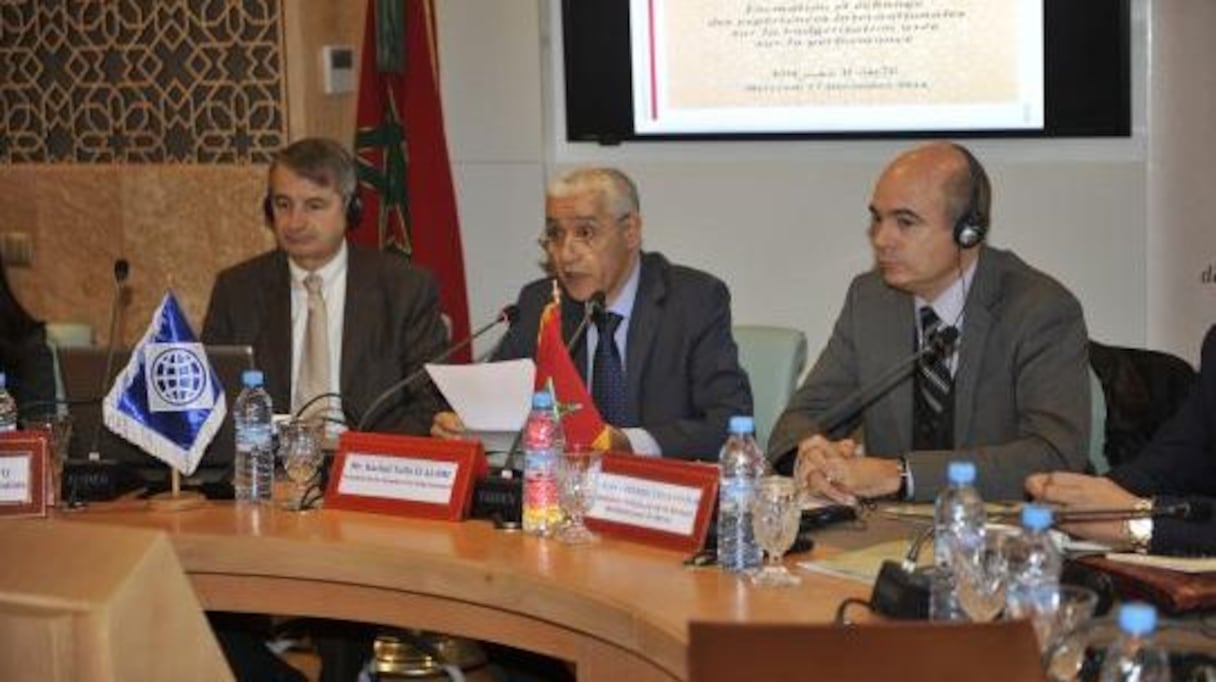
103, 292, 227, 475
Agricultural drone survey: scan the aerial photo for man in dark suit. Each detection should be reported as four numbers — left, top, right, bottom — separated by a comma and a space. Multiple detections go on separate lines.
202, 137, 447, 434
1027, 325, 1216, 556
769, 142, 1090, 502
432, 167, 751, 460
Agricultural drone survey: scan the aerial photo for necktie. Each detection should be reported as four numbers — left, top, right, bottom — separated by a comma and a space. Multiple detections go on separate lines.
918, 307, 953, 416
591, 311, 626, 425
296, 273, 330, 418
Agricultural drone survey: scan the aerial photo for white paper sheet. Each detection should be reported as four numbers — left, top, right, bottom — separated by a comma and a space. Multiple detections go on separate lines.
426, 360, 536, 453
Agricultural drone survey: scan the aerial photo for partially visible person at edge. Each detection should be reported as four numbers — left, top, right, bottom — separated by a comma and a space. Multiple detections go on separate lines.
1028, 324, 1216, 556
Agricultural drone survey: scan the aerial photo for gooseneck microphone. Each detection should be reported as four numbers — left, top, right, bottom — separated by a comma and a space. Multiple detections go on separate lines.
355, 304, 520, 432
564, 290, 606, 353
770, 326, 960, 460
88, 258, 130, 461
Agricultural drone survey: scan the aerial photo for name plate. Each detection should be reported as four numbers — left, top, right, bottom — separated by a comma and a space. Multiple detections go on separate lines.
0, 432, 49, 518
324, 432, 486, 521
586, 453, 718, 552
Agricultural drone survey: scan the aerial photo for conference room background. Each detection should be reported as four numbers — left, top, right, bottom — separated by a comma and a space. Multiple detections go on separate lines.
1, 0, 1213, 365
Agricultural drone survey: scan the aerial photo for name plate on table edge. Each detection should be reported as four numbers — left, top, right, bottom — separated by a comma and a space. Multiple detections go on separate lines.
586, 453, 718, 552
324, 432, 487, 521
0, 431, 49, 518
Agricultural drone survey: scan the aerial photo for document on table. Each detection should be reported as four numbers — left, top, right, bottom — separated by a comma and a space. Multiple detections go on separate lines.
426, 359, 536, 453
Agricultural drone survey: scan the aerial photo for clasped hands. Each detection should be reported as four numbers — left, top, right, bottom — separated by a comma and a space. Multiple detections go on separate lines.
793, 435, 901, 506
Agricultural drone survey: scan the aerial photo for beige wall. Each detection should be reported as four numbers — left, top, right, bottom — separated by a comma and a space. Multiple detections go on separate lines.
0, 1, 366, 344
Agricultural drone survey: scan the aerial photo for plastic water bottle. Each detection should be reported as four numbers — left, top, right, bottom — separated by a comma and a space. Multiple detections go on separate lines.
717, 415, 766, 573
522, 390, 563, 536
1004, 504, 1063, 623
233, 369, 274, 503
1100, 602, 1171, 682
930, 460, 986, 621
0, 372, 15, 432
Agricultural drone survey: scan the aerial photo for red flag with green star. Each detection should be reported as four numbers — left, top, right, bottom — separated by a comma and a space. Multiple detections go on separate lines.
353, 0, 471, 360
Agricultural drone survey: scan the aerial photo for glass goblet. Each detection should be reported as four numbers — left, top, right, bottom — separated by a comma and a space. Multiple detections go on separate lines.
1008, 583, 1099, 653
956, 528, 1011, 622
24, 413, 73, 507
277, 419, 324, 511
750, 475, 803, 587
556, 447, 602, 544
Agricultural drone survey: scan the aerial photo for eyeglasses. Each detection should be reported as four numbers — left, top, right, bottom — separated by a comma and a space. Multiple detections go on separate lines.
538, 214, 631, 251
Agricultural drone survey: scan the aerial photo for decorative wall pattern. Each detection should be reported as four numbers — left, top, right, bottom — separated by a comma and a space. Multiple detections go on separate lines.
0, 0, 285, 163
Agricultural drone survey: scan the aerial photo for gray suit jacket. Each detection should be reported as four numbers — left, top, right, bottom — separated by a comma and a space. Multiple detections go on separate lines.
201, 245, 448, 435
494, 252, 753, 461
769, 246, 1090, 501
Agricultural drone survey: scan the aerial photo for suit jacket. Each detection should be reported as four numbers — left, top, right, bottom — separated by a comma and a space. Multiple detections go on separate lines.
201, 245, 448, 435
1109, 324, 1216, 555
768, 246, 1090, 501
494, 252, 752, 461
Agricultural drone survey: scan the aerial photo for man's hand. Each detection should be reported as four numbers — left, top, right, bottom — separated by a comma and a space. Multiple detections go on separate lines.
1026, 471, 1142, 545
430, 411, 467, 440
794, 435, 859, 504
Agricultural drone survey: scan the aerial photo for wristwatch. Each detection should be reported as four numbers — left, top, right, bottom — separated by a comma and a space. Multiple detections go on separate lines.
1125, 498, 1154, 554
895, 457, 911, 500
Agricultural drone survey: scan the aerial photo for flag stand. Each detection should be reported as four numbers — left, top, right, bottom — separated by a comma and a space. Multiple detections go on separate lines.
149, 469, 205, 512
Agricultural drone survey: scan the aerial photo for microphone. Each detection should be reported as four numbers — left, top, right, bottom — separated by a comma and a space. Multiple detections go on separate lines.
770, 325, 959, 459
355, 304, 520, 432
88, 258, 130, 461
565, 291, 606, 353
1037, 500, 1214, 525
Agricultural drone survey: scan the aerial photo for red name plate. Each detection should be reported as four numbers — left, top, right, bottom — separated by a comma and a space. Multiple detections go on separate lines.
0, 431, 49, 518
585, 453, 719, 553
324, 432, 487, 521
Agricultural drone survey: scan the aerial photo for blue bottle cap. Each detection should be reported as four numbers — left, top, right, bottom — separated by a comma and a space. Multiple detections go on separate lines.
1021, 503, 1053, 531
1118, 602, 1157, 636
946, 460, 976, 485
241, 369, 264, 388
728, 415, 754, 434
0, 371, 7, 388
531, 390, 554, 409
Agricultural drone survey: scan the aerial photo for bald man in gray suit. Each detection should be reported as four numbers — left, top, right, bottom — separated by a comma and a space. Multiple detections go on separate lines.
769, 142, 1090, 502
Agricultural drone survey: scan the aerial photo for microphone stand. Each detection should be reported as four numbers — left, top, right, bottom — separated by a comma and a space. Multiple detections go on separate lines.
356, 307, 517, 432
88, 259, 129, 462
770, 327, 959, 459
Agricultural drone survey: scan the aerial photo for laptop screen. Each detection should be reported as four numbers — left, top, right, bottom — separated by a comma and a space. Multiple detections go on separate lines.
56, 345, 254, 483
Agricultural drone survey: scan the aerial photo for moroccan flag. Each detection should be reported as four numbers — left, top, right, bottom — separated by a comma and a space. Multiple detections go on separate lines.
353, 0, 472, 361
534, 294, 612, 450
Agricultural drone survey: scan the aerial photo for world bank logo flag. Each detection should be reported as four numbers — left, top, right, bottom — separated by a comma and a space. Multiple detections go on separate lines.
103, 292, 227, 476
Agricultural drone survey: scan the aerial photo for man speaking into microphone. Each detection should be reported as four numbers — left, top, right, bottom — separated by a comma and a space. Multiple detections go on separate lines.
432, 167, 752, 460
769, 142, 1091, 502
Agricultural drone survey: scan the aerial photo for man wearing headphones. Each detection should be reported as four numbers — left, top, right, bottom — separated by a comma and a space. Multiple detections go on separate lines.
768, 141, 1090, 502
202, 137, 447, 434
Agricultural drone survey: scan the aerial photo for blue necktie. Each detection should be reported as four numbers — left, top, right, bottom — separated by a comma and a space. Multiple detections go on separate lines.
592, 311, 627, 425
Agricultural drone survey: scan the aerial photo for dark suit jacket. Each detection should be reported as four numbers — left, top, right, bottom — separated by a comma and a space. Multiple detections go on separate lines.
493, 252, 752, 461
201, 245, 448, 435
1109, 325, 1216, 555
768, 246, 1091, 501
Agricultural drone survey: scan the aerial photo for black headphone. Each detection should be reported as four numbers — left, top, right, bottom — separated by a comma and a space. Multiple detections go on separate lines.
950, 144, 990, 249
262, 191, 363, 231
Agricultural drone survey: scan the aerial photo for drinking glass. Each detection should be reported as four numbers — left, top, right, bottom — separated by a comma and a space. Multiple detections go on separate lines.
277, 419, 324, 511
1008, 583, 1099, 654
25, 413, 73, 507
956, 527, 1011, 622
750, 475, 803, 587
556, 447, 602, 544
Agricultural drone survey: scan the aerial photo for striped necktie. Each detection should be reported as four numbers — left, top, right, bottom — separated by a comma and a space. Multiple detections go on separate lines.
918, 306, 953, 416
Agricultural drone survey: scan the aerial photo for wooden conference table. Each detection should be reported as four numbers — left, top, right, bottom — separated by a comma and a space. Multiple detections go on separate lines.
51, 501, 918, 681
